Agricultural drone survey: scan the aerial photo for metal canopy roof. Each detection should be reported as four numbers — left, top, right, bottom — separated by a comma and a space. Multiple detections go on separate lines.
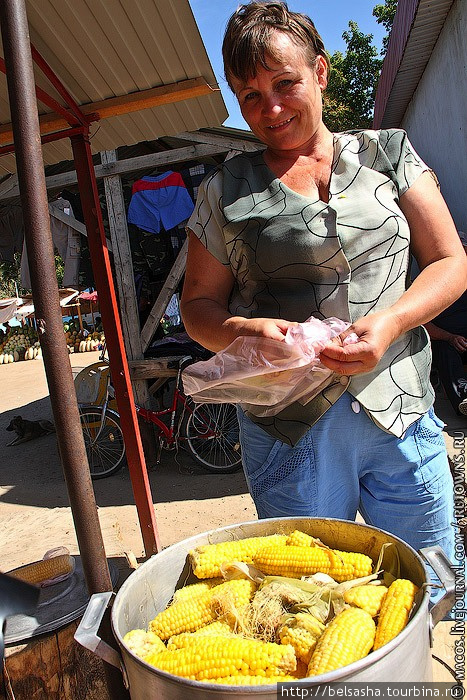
0, 0, 228, 176
373, 0, 455, 128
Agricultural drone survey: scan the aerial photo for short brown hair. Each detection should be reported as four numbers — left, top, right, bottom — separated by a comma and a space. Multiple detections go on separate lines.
222, 1, 330, 90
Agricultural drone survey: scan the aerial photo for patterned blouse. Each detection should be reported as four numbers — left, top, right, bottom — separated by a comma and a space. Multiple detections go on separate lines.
187, 129, 434, 445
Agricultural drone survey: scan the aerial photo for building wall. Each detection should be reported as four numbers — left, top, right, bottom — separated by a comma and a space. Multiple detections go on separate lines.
402, 0, 467, 232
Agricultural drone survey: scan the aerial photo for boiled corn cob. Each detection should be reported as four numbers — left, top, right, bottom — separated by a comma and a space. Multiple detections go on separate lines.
189, 534, 288, 578
344, 584, 388, 617
307, 607, 376, 676
6, 553, 74, 586
202, 674, 301, 685
144, 635, 296, 681
149, 579, 256, 640
123, 629, 166, 658
254, 545, 372, 582
171, 578, 223, 604
167, 620, 236, 649
277, 613, 326, 664
373, 578, 418, 650
286, 530, 324, 547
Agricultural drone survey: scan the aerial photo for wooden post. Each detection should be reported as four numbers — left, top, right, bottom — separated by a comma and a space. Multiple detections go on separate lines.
76, 302, 83, 331
100, 149, 157, 465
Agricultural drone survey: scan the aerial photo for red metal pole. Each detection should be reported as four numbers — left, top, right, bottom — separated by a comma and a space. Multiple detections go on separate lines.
70, 131, 161, 557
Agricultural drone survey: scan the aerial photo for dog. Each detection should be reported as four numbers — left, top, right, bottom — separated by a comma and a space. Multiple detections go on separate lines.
6, 415, 55, 446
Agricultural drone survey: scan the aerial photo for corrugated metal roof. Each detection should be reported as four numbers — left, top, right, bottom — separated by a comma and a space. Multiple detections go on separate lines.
0, 0, 228, 175
373, 0, 454, 128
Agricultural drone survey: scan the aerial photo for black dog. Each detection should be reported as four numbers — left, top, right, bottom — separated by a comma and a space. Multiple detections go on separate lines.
6, 415, 55, 446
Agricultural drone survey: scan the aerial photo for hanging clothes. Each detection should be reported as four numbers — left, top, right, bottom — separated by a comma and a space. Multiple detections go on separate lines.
0, 204, 25, 262
127, 171, 194, 234
20, 197, 81, 289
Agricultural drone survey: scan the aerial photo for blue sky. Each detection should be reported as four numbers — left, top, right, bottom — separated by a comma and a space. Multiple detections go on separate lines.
189, 1, 386, 130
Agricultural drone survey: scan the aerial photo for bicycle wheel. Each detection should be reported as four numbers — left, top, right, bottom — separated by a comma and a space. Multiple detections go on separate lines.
182, 402, 242, 473
79, 406, 126, 479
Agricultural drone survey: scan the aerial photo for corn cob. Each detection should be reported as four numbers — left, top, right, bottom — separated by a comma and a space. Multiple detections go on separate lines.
6, 553, 74, 585
307, 607, 376, 676
189, 534, 288, 578
123, 629, 166, 658
254, 545, 372, 582
171, 578, 223, 604
373, 579, 418, 650
149, 579, 256, 640
344, 584, 388, 617
286, 530, 323, 547
144, 635, 296, 680
201, 674, 300, 685
277, 613, 326, 664
168, 620, 236, 649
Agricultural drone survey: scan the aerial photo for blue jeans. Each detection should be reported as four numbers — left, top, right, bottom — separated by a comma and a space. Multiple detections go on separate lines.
237, 392, 456, 567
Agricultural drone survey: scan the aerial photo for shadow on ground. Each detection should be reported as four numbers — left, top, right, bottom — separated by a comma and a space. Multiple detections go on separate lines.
0, 397, 250, 510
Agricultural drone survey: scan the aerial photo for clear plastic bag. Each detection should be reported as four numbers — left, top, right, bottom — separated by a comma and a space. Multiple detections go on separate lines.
182, 317, 358, 417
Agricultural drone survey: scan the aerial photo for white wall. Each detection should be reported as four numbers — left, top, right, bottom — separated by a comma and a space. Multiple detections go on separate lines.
402, 0, 467, 232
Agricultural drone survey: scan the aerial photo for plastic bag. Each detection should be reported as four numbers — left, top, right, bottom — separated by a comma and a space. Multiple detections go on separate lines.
182, 317, 358, 417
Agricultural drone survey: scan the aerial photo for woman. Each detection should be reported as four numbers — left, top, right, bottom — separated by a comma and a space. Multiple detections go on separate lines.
180, 2, 466, 563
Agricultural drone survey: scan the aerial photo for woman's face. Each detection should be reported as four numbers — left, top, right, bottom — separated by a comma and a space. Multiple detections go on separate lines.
230, 31, 328, 152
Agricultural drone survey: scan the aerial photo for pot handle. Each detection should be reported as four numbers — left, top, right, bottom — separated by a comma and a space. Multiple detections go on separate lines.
419, 546, 457, 627
74, 591, 129, 688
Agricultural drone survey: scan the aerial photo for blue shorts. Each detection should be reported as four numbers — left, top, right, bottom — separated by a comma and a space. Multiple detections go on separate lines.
237, 392, 456, 565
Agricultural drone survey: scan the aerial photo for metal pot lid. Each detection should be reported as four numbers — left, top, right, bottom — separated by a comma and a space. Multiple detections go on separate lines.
4, 556, 119, 645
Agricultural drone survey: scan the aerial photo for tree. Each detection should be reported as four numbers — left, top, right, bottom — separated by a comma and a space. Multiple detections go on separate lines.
0, 252, 64, 298
323, 21, 382, 132
373, 0, 398, 54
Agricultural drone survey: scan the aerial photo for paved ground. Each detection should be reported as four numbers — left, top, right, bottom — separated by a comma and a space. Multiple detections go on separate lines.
1, 350, 465, 686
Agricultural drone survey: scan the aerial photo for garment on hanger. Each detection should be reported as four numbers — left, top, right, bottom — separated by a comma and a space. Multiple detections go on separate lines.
0, 204, 25, 262
20, 197, 81, 288
127, 171, 194, 234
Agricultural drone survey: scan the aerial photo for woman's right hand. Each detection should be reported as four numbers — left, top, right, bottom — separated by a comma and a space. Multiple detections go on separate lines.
222, 316, 299, 343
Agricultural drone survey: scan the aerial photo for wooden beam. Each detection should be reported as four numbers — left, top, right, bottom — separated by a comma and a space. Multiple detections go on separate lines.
0, 78, 216, 145
49, 206, 113, 252
128, 357, 180, 380
0, 173, 18, 197
0, 144, 227, 201
98, 144, 225, 178
140, 238, 188, 352
173, 130, 264, 152
101, 149, 157, 464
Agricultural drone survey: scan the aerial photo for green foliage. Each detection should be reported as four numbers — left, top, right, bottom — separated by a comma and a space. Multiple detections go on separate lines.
0, 251, 65, 298
373, 0, 398, 54
322, 1, 397, 133
323, 21, 382, 132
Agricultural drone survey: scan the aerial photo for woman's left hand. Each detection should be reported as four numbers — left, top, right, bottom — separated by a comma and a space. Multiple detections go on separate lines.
319, 310, 402, 376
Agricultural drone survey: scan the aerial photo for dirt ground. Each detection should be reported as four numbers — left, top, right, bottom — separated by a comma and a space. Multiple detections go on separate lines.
1, 350, 465, 690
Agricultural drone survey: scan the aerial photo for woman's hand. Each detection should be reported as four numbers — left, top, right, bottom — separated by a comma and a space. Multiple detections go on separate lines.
319, 310, 403, 376
448, 333, 467, 353
223, 316, 298, 343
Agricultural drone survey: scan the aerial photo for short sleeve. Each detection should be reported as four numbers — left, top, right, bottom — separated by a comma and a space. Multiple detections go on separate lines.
378, 129, 429, 198
186, 169, 230, 266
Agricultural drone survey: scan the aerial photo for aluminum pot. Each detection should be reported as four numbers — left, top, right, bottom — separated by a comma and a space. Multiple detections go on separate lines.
75, 517, 455, 699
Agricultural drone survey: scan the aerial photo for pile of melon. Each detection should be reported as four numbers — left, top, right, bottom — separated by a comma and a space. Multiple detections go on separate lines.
64, 322, 105, 354
0, 326, 41, 364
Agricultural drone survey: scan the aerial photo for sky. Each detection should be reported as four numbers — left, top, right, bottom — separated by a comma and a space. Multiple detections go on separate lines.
189, 0, 387, 130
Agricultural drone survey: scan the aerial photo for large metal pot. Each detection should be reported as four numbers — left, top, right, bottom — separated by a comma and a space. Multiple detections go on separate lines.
75, 517, 455, 699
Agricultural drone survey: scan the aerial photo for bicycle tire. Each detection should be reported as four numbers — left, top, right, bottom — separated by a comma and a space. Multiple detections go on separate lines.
182, 402, 242, 473
79, 406, 126, 479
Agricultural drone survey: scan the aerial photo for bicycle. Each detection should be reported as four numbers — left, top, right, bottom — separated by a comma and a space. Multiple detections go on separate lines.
77, 354, 242, 479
